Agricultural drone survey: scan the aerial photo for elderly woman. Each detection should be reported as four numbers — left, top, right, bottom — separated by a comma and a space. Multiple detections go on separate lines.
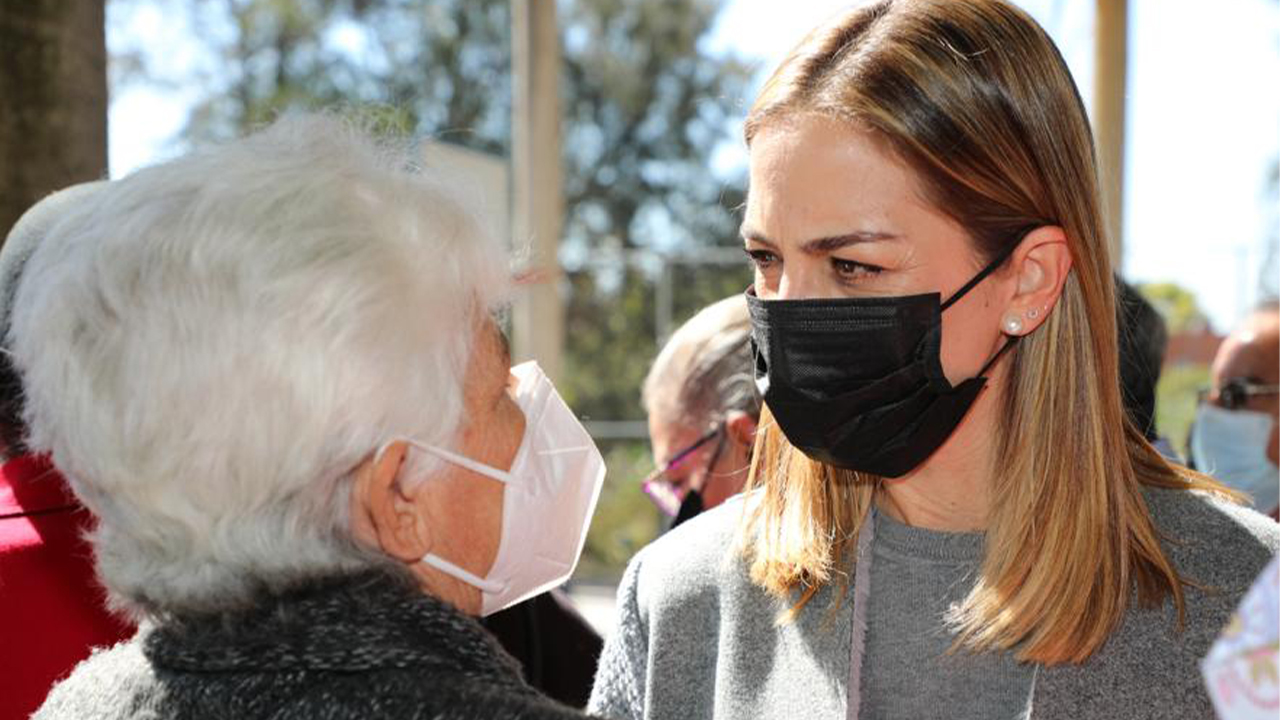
14, 115, 605, 720
588, 1, 1279, 719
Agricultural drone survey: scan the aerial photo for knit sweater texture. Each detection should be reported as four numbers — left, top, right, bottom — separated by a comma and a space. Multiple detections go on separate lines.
35, 571, 597, 720
587, 486, 1280, 720
857, 509, 1036, 718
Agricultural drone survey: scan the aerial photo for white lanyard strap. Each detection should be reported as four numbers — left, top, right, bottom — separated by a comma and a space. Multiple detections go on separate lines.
846, 509, 876, 720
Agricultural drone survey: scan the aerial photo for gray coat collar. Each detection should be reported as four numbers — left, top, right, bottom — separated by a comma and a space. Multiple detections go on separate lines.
145, 570, 529, 682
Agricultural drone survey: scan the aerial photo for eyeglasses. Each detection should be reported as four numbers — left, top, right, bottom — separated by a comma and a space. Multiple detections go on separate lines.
1199, 377, 1280, 411
641, 427, 722, 516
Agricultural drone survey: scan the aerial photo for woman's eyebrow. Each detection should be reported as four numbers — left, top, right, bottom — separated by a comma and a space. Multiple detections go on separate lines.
739, 227, 777, 249
801, 232, 900, 254
740, 226, 900, 253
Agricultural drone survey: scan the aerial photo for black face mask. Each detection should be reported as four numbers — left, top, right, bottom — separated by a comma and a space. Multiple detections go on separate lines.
664, 429, 725, 531
747, 243, 1021, 478
669, 489, 705, 530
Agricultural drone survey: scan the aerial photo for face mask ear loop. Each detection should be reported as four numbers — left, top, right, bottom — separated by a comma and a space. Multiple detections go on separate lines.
939, 227, 1037, 313
401, 439, 514, 485
694, 426, 729, 493
977, 335, 1021, 378
421, 553, 507, 595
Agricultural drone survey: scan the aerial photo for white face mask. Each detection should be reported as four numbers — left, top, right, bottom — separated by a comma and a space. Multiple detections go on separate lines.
1192, 403, 1280, 513
398, 360, 606, 616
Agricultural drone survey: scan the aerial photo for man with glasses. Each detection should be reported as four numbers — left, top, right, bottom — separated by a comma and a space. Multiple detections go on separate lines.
1192, 301, 1280, 517
641, 295, 760, 529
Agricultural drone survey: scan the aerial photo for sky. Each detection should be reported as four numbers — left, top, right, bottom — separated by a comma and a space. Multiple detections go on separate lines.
106, 0, 1280, 333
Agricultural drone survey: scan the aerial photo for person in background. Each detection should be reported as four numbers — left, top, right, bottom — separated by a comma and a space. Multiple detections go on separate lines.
1192, 301, 1280, 517
481, 583, 603, 708
1115, 277, 1179, 460
1201, 554, 1279, 719
17, 114, 606, 720
588, 2, 1278, 718
639, 295, 759, 529
0, 182, 133, 720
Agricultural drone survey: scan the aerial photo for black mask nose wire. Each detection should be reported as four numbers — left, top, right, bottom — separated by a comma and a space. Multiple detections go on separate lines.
938, 228, 1035, 313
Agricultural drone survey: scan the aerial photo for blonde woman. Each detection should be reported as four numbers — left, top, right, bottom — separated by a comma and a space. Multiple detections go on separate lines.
588, 1, 1279, 719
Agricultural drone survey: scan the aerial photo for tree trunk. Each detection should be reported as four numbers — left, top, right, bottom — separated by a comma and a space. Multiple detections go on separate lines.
0, 0, 107, 246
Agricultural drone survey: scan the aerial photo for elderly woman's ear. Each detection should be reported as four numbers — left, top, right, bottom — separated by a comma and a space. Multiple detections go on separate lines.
350, 440, 434, 563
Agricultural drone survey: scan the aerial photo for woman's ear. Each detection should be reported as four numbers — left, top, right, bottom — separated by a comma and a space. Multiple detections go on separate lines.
726, 410, 758, 450
1001, 225, 1073, 336
349, 441, 433, 563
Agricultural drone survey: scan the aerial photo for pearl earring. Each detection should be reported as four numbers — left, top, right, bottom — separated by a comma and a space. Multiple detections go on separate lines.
1002, 313, 1024, 335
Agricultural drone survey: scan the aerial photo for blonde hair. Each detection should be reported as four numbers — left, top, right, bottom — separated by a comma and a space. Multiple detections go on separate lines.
738, 0, 1233, 665
642, 295, 759, 427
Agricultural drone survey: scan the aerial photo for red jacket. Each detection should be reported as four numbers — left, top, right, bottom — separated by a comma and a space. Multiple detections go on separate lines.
0, 455, 132, 720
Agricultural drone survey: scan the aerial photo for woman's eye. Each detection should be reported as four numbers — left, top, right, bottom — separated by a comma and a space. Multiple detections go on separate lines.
831, 257, 883, 280
744, 248, 779, 270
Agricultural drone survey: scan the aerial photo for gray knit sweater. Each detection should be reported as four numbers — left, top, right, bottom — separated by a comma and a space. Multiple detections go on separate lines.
588, 487, 1280, 720
35, 571, 597, 720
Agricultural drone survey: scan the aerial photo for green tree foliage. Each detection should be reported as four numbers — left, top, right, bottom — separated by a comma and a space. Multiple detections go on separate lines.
178, 0, 512, 152
1137, 281, 1212, 458
562, 259, 750, 420
575, 440, 661, 580
1139, 281, 1210, 334
127, 0, 751, 257
112, 0, 753, 576
558, 1, 749, 253
1155, 363, 1210, 460
561, 258, 750, 573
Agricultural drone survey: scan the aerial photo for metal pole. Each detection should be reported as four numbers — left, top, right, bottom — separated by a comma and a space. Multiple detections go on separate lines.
510, 0, 565, 381
1094, 0, 1128, 268
656, 256, 674, 344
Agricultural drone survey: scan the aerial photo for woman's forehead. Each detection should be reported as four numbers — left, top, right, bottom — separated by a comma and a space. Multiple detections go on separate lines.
744, 117, 940, 246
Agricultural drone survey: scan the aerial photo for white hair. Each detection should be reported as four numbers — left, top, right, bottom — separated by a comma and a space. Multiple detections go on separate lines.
8, 114, 510, 617
642, 294, 760, 428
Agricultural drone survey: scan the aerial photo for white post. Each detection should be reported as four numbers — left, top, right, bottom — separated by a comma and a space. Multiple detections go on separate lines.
1094, 0, 1128, 268
510, 0, 565, 381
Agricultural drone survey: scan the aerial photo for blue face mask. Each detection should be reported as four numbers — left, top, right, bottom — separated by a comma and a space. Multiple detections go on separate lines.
1192, 403, 1279, 512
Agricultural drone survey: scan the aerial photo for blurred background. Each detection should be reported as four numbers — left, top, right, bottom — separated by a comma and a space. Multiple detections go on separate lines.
2, 0, 1277, 632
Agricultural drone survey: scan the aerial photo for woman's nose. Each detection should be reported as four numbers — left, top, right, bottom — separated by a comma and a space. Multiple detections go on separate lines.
776, 266, 820, 301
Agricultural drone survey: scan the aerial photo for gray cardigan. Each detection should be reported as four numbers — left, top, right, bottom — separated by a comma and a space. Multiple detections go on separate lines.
588, 487, 1280, 720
